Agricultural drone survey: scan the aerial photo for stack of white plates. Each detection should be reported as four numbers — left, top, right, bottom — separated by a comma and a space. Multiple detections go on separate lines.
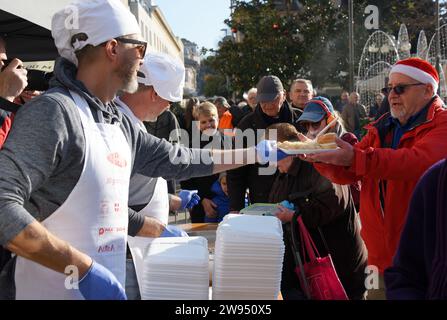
140, 237, 209, 300
212, 214, 285, 300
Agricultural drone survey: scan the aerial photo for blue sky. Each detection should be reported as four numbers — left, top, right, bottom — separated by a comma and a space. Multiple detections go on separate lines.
155, 0, 232, 50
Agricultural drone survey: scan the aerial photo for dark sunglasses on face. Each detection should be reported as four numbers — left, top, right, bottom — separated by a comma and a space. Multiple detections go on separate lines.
115, 37, 147, 58
384, 83, 425, 95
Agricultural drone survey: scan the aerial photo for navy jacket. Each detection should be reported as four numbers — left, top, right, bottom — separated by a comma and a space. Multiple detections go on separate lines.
385, 159, 446, 299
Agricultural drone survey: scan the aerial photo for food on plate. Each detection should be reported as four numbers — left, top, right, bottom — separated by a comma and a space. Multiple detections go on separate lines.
277, 140, 319, 150
316, 132, 336, 144
316, 133, 337, 149
278, 133, 338, 150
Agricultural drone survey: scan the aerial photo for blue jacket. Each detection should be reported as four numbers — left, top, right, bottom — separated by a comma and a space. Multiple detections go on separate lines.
204, 180, 230, 223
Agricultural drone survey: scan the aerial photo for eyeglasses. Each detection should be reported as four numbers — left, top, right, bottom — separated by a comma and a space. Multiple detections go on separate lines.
384, 83, 425, 95
115, 37, 147, 58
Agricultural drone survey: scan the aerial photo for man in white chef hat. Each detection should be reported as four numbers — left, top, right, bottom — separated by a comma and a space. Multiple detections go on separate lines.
115, 52, 202, 299
0, 0, 286, 301
116, 52, 200, 226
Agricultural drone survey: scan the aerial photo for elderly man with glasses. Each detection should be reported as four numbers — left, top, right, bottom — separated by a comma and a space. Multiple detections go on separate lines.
301, 57, 447, 300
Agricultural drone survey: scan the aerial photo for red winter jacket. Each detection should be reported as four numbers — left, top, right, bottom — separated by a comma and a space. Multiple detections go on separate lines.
314, 97, 447, 273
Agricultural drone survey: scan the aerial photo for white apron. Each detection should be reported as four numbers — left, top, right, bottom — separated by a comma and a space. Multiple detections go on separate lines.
126, 176, 170, 298
14, 90, 131, 300
137, 178, 169, 225
114, 97, 170, 225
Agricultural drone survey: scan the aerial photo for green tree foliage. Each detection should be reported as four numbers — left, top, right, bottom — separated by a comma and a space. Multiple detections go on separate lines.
203, 0, 445, 96
204, 0, 342, 94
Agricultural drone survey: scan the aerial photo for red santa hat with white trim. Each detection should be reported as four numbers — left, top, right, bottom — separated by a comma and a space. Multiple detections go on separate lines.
389, 57, 439, 94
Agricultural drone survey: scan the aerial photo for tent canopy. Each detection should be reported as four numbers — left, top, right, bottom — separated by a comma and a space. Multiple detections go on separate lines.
0, 0, 71, 61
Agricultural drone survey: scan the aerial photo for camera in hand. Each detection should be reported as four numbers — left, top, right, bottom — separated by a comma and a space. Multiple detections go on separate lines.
25, 69, 53, 92
1, 61, 52, 92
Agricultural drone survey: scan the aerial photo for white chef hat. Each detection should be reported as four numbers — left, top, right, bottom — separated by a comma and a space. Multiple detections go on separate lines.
137, 52, 185, 102
51, 0, 141, 66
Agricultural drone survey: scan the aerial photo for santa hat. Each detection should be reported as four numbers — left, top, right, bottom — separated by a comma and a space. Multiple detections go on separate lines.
390, 58, 439, 93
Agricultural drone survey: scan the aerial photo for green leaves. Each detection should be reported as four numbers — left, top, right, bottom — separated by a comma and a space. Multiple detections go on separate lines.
201, 0, 446, 97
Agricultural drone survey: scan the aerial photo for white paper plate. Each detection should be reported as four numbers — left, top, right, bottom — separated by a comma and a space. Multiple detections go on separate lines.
279, 147, 339, 155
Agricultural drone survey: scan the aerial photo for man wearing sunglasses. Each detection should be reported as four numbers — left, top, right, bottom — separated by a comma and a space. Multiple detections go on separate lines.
0, 0, 270, 301
302, 57, 447, 300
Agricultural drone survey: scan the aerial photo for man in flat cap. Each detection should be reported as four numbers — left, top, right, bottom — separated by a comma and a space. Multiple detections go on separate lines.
227, 75, 302, 212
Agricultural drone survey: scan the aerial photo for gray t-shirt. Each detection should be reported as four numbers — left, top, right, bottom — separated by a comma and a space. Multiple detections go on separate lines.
115, 97, 159, 207
0, 58, 214, 246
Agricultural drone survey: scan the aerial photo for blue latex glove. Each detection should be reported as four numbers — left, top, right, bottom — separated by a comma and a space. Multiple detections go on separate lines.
256, 140, 289, 163
279, 200, 295, 211
178, 189, 200, 210
78, 261, 127, 300
161, 224, 189, 237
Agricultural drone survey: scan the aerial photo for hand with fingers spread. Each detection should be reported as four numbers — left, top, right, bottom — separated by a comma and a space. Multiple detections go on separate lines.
0, 59, 28, 102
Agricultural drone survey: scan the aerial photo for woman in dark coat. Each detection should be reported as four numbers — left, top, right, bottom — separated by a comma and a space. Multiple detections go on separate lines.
266, 99, 367, 300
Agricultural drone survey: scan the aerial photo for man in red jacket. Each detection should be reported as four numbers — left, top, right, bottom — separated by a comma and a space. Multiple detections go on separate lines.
302, 58, 447, 299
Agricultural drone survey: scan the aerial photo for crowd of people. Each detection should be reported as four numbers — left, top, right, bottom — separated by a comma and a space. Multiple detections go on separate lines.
1, 0, 447, 301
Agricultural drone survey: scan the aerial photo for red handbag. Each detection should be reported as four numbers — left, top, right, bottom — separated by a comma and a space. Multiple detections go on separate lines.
293, 215, 349, 300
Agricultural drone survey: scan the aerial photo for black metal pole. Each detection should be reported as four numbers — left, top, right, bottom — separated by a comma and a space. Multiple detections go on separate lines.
436, 0, 441, 96
348, 0, 354, 92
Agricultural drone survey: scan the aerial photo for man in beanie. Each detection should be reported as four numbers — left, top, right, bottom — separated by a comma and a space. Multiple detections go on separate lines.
303, 57, 447, 299
0, 0, 274, 300
227, 75, 302, 211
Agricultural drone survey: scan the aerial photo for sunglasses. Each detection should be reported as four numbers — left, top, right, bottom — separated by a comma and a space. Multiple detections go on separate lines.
115, 37, 147, 58
384, 83, 425, 95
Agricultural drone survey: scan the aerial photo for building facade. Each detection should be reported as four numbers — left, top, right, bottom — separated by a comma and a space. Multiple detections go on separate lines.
182, 39, 201, 96
126, 0, 184, 62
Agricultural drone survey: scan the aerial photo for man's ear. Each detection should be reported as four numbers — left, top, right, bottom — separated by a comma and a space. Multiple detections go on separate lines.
149, 87, 158, 101
104, 39, 119, 61
425, 84, 435, 98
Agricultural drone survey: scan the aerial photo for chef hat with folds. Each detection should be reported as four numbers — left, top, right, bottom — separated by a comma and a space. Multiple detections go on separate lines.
51, 0, 141, 66
137, 52, 185, 102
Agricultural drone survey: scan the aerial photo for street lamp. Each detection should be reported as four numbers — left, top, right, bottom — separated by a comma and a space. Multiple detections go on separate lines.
348, 0, 355, 92
435, 0, 441, 95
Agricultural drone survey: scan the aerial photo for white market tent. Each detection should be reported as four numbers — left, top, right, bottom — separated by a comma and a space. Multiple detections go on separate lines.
0, 0, 72, 61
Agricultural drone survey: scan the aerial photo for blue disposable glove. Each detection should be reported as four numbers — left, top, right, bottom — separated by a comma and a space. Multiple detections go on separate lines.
279, 200, 295, 211
161, 224, 189, 237
256, 140, 289, 163
178, 189, 200, 210
78, 261, 127, 300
